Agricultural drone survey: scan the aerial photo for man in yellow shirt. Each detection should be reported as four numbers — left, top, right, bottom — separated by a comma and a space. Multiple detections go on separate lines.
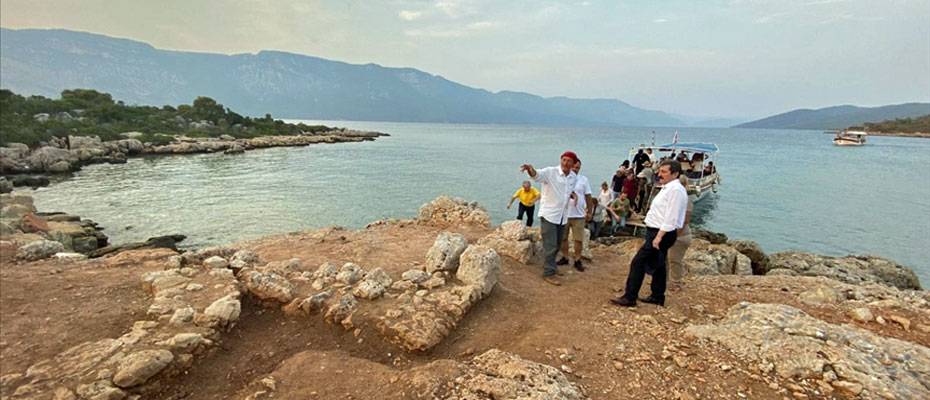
507, 180, 541, 227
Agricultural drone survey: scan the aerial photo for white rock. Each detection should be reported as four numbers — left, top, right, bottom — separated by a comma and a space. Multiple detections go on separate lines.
424, 231, 468, 273
203, 256, 229, 269
457, 245, 501, 297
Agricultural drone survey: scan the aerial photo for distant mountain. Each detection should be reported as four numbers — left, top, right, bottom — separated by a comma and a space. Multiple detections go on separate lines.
735, 103, 930, 130
0, 27, 683, 127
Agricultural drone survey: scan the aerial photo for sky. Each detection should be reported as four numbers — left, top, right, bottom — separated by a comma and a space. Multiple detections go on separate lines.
1, 0, 928, 119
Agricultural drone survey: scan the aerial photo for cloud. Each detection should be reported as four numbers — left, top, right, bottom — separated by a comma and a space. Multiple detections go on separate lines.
434, 0, 476, 18
398, 10, 423, 21
404, 19, 501, 38
653, 18, 669, 23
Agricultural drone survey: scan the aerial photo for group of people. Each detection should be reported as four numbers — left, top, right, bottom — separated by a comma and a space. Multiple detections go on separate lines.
511, 150, 694, 306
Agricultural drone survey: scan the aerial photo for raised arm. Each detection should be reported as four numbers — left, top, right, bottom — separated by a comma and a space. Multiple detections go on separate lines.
520, 164, 537, 178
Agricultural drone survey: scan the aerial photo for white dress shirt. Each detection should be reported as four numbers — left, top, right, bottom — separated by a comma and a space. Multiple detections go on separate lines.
644, 178, 688, 232
567, 174, 592, 218
533, 166, 577, 225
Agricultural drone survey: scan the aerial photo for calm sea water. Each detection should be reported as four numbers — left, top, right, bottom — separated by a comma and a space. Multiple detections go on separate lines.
27, 121, 930, 286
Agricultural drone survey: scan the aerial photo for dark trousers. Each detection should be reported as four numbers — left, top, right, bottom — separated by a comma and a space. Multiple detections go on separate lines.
539, 217, 566, 277
623, 227, 678, 302
516, 203, 535, 227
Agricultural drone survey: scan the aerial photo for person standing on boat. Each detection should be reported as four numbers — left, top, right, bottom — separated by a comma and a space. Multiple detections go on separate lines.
611, 161, 629, 200
611, 160, 688, 307
667, 175, 694, 291
520, 152, 579, 286
633, 148, 650, 174
507, 180, 541, 227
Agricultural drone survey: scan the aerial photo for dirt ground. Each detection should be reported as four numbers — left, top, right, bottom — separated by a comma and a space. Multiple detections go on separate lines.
1, 223, 926, 399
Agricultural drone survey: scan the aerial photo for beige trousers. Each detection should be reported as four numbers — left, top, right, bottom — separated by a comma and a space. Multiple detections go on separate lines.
667, 234, 692, 283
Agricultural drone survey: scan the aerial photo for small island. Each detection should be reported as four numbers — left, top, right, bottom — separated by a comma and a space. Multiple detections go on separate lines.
0, 89, 387, 189
848, 114, 930, 139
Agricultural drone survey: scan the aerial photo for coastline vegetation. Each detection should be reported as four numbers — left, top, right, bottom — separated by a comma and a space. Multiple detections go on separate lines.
850, 114, 930, 134
0, 89, 333, 147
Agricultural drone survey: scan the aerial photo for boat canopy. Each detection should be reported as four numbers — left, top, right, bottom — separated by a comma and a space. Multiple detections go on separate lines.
652, 142, 719, 154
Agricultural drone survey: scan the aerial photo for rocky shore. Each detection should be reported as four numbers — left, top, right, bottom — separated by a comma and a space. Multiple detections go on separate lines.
0, 195, 927, 399
0, 130, 387, 190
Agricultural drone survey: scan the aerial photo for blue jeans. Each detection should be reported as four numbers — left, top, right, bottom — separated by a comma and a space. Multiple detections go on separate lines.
539, 217, 566, 277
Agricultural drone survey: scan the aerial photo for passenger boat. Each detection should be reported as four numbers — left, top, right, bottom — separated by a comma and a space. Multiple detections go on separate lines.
627, 142, 720, 203
829, 130, 868, 146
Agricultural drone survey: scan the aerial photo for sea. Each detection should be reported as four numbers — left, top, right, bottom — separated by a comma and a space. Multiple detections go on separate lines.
26, 121, 930, 286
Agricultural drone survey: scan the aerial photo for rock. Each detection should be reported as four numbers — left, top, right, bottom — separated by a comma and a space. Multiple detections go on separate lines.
112, 349, 174, 388
847, 307, 874, 323
353, 280, 386, 300
692, 228, 728, 244
0, 177, 12, 193
27, 146, 78, 172
402, 269, 430, 284
425, 231, 469, 273
686, 302, 930, 400
8, 175, 50, 188
203, 256, 229, 269
169, 307, 195, 325
16, 239, 65, 261
768, 252, 922, 290
204, 294, 241, 327
19, 213, 49, 233
729, 239, 770, 275
391, 280, 416, 291
416, 196, 491, 228
450, 349, 586, 399
365, 267, 393, 287
89, 234, 185, 258
766, 268, 799, 276
888, 315, 911, 331
336, 262, 365, 285
53, 252, 88, 262
231, 249, 260, 266
422, 276, 446, 289
242, 270, 294, 303
798, 285, 844, 305
324, 294, 358, 325
2, 204, 33, 219
457, 245, 501, 297
684, 240, 752, 276
165, 333, 206, 352
499, 220, 530, 241
75, 380, 126, 400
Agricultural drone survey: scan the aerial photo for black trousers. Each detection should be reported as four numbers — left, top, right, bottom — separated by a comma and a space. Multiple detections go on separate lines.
517, 203, 535, 227
623, 227, 678, 301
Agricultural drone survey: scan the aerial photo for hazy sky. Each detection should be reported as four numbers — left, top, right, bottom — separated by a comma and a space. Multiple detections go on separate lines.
2, 0, 928, 118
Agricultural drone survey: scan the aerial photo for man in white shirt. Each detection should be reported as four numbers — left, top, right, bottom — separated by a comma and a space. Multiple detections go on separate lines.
611, 160, 688, 307
558, 159, 594, 271
520, 151, 579, 286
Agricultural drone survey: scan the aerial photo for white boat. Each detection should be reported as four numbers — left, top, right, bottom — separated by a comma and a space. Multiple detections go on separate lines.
829, 130, 868, 146
628, 142, 721, 203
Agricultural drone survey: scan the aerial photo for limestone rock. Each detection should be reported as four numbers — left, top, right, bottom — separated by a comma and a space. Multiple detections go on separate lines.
402, 269, 430, 284
16, 239, 65, 261
417, 196, 491, 228
203, 294, 241, 327
336, 262, 364, 285
450, 349, 587, 399
353, 280, 386, 300
242, 270, 294, 303
324, 294, 358, 325
203, 256, 229, 269
53, 252, 88, 262
798, 285, 845, 305
112, 349, 174, 388
684, 240, 752, 276
457, 245, 501, 297
729, 239, 770, 275
847, 307, 874, 323
768, 252, 921, 290
499, 220, 530, 241
686, 302, 930, 400
424, 231, 468, 273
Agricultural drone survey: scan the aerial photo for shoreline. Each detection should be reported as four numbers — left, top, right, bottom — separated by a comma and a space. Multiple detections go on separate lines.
865, 131, 930, 139
0, 130, 389, 189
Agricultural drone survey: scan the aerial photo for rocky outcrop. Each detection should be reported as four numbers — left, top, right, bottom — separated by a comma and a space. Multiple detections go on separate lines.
417, 196, 491, 228
477, 220, 543, 264
684, 239, 752, 276
686, 302, 930, 400
767, 252, 922, 290
1, 193, 109, 259
729, 239, 770, 275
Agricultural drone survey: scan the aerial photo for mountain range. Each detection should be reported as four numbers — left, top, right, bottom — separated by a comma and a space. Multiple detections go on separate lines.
0, 27, 686, 127
734, 103, 930, 130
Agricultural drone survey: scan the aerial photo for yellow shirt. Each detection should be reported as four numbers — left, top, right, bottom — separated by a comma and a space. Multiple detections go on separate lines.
513, 187, 541, 206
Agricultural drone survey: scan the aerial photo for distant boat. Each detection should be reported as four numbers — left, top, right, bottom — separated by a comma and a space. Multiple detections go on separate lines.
829, 130, 868, 146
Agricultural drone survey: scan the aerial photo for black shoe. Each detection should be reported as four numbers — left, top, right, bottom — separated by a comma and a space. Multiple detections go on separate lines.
610, 297, 636, 307
573, 260, 585, 272
639, 296, 665, 306
556, 257, 569, 266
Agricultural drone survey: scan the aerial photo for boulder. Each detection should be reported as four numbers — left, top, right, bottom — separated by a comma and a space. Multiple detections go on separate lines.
417, 196, 491, 228
0, 177, 12, 193
16, 239, 65, 261
729, 240, 770, 275
847, 307, 874, 323
203, 294, 241, 327
767, 252, 921, 290
692, 228, 728, 244
353, 280, 386, 300
684, 240, 752, 276
498, 220, 530, 241
401, 269, 430, 284
686, 302, 930, 400
112, 349, 174, 388
242, 270, 294, 303
424, 231, 468, 273
203, 256, 229, 269
27, 146, 78, 172
798, 285, 845, 305
336, 262, 365, 285
457, 245, 501, 297
450, 349, 587, 400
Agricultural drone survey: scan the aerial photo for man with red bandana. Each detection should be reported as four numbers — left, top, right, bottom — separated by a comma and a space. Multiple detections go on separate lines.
520, 151, 579, 286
